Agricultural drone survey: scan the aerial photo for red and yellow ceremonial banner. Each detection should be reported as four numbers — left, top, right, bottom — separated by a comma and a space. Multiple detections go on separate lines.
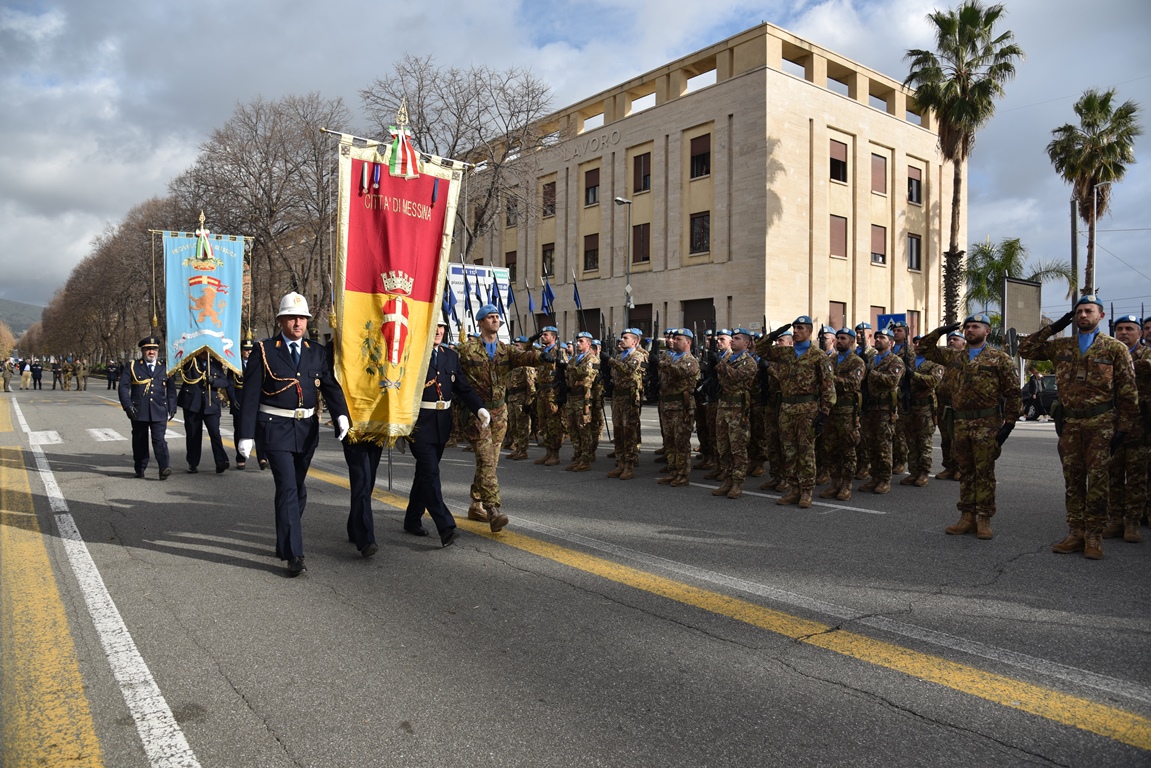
333, 133, 462, 444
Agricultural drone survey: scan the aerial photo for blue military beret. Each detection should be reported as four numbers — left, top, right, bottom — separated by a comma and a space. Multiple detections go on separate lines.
836, 328, 856, 338
576, 331, 593, 340
664, 328, 675, 335
964, 313, 992, 326
560, 342, 569, 350
622, 327, 642, 338
794, 315, 814, 326
514, 335, 528, 343
778, 328, 793, 337
873, 326, 891, 338
592, 339, 601, 346
1075, 294, 1104, 309
542, 325, 558, 333
475, 304, 500, 320
947, 330, 964, 339
717, 328, 732, 337
674, 328, 694, 340
913, 335, 923, 342
821, 325, 835, 335
854, 321, 872, 330
890, 319, 909, 329
732, 327, 752, 337
1114, 314, 1141, 327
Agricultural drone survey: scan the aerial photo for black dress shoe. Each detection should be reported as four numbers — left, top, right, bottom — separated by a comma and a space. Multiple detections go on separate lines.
134, 470, 145, 478
258, 459, 269, 470
236, 460, 246, 470
287, 557, 306, 577
159, 467, 172, 480
360, 543, 379, 558
216, 463, 229, 474
187, 467, 198, 474
404, 526, 429, 537
441, 528, 460, 548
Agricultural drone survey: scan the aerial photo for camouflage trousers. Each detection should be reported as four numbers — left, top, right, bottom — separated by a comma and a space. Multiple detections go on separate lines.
1058, 414, 1115, 529
696, 401, 716, 459
749, 403, 767, 464
715, 403, 750, 483
862, 408, 897, 483
855, 413, 871, 476
466, 404, 509, 507
590, 396, 604, 453
537, 395, 565, 451
1109, 437, 1148, 523
612, 389, 643, 465
565, 400, 595, 463
893, 406, 908, 468
952, 415, 1001, 517
764, 405, 783, 482
778, 402, 819, 492
824, 407, 860, 486
937, 401, 956, 471
902, 405, 937, 476
660, 402, 694, 479
507, 397, 532, 452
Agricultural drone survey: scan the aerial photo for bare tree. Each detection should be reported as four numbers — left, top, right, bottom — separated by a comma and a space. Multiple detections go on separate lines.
361, 56, 563, 261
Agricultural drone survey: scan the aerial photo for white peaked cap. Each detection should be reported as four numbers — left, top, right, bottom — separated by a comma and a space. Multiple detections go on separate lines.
277, 292, 312, 318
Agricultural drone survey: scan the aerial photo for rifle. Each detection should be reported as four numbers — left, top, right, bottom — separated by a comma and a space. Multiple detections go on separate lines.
646, 309, 661, 404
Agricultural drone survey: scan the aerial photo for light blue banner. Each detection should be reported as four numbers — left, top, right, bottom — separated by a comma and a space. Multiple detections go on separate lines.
163, 230, 245, 374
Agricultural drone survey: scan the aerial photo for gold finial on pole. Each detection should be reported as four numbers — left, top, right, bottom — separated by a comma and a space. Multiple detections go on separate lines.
395, 98, 409, 129
198, 210, 206, 229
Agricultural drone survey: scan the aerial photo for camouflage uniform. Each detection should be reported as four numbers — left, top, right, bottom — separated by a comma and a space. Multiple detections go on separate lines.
77, 359, 89, 391
506, 363, 536, 459
935, 353, 961, 478
608, 346, 648, 476
861, 350, 904, 488
853, 343, 878, 478
457, 338, 539, 512
535, 345, 567, 464
901, 356, 944, 483
1109, 343, 1151, 539
748, 361, 768, 476
823, 350, 866, 496
657, 351, 700, 485
760, 363, 785, 489
891, 342, 915, 472
922, 329, 1021, 526
757, 339, 836, 503
713, 349, 758, 494
1020, 324, 1137, 549
589, 355, 605, 457
563, 350, 598, 468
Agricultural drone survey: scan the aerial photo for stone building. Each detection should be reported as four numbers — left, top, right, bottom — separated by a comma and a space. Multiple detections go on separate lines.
468, 21, 957, 341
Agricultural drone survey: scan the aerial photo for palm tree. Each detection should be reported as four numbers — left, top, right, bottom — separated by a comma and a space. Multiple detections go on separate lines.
1046, 88, 1143, 296
965, 236, 1075, 314
904, 1, 1024, 323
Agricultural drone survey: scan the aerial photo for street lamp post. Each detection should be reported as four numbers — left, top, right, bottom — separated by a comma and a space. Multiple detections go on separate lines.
614, 197, 633, 328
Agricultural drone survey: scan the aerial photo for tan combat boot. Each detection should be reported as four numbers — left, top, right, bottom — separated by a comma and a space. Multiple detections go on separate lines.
835, 483, 853, 501
467, 501, 489, 522
776, 488, 800, 506
670, 473, 690, 487
913, 473, 929, 487
819, 484, 840, 499
534, 450, 550, 465
814, 471, 830, 485
1101, 519, 1124, 539
1124, 519, 1142, 543
544, 451, 560, 466
759, 479, 779, 491
572, 460, 590, 472
726, 482, 743, 499
872, 480, 891, 494
486, 505, 509, 533
619, 464, 635, 480
935, 468, 955, 480
1084, 529, 1103, 560
509, 450, 528, 460
975, 514, 993, 540
859, 478, 879, 493
893, 464, 907, 474
945, 512, 976, 535
657, 474, 675, 485
899, 474, 918, 486
748, 462, 765, 477
704, 467, 722, 480
798, 490, 813, 509
607, 463, 624, 478
1051, 527, 1084, 553
712, 479, 733, 497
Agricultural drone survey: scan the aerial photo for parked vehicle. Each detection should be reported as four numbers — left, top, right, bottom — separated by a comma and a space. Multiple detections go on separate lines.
1022, 374, 1057, 421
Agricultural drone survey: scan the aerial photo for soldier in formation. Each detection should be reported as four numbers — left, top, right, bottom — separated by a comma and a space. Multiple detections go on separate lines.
859, 326, 904, 495
534, 326, 566, 467
656, 329, 700, 488
711, 328, 758, 499
1107, 314, 1149, 544
933, 331, 966, 480
820, 329, 866, 501
606, 328, 647, 480
506, 335, 537, 460
561, 332, 598, 471
899, 335, 943, 487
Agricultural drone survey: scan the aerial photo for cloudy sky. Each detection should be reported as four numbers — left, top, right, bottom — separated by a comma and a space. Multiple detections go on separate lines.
2, 0, 1148, 320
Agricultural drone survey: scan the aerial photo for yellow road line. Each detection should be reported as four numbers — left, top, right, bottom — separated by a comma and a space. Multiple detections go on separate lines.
0, 446, 102, 766
0, 398, 11, 432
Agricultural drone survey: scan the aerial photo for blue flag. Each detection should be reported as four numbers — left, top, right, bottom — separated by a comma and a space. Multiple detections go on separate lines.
527, 286, 536, 314
163, 230, 244, 374
463, 271, 474, 318
443, 280, 458, 322
573, 281, 583, 311
542, 276, 555, 314
506, 282, 516, 309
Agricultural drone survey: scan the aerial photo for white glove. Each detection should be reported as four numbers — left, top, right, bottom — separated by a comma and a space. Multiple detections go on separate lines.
336, 414, 350, 441
477, 408, 491, 428
237, 439, 254, 459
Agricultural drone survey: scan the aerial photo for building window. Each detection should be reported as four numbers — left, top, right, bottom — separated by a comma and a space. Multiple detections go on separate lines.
830, 215, 848, 258
584, 168, 600, 206
690, 135, 711, 179
908, 166, 923, 204
908, 310, 920, 339
871, 225, 887, 264
505, 198, 518, 227
871, 153, 887, 195
689, 212, 710, 254
829, 301, 846, 333
830, 139, 848, 183
907, 234, 922, 271
542, 243, 555, 276
583, 233, 599, 272
505, 250, 517, 283
634, 152, 651, 192
541, 181, 556, 218
632, 223, 650, 264
870, 305, 885, 333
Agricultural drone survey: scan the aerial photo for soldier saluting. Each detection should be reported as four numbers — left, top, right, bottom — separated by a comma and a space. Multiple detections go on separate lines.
118, 335, 177, 479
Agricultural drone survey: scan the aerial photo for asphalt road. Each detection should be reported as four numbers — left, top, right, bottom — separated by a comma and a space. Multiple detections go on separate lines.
2, 388, 1149, 767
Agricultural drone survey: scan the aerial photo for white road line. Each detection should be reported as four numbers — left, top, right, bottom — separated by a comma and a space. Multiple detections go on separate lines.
12, 401, 201, 768
88, 428, 126, 442
505, 513, 1151, 707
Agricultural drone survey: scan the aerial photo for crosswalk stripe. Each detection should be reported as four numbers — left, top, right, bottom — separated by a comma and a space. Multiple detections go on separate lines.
87, 428, 126, 442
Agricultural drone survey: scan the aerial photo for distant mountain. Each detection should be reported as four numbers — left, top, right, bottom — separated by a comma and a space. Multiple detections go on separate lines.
0, 298, 44, 336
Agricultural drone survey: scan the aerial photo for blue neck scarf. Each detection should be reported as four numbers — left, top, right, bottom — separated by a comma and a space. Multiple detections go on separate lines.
915, 355, 925, 369
1079, 328, 1100, 355
967, 344, 985, 361
836, 352, 849, 365
484, 340, 498, 360
876, 349, 891, 362
794, 340, 811, 357
669, 351, 686, 362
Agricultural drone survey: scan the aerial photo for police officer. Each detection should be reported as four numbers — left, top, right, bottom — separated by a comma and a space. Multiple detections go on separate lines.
178, 351, 233, 474
118, 336, 177, 479
30, 359, 43, 390
237, 293, 350, 577
106, 360, 119, 390
1020, 297, 1137, 558
922, 313, 1021, 540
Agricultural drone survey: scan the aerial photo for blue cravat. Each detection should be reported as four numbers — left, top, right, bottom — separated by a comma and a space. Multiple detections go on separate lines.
431, 349, 438, 369
290, 342, 300, 367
